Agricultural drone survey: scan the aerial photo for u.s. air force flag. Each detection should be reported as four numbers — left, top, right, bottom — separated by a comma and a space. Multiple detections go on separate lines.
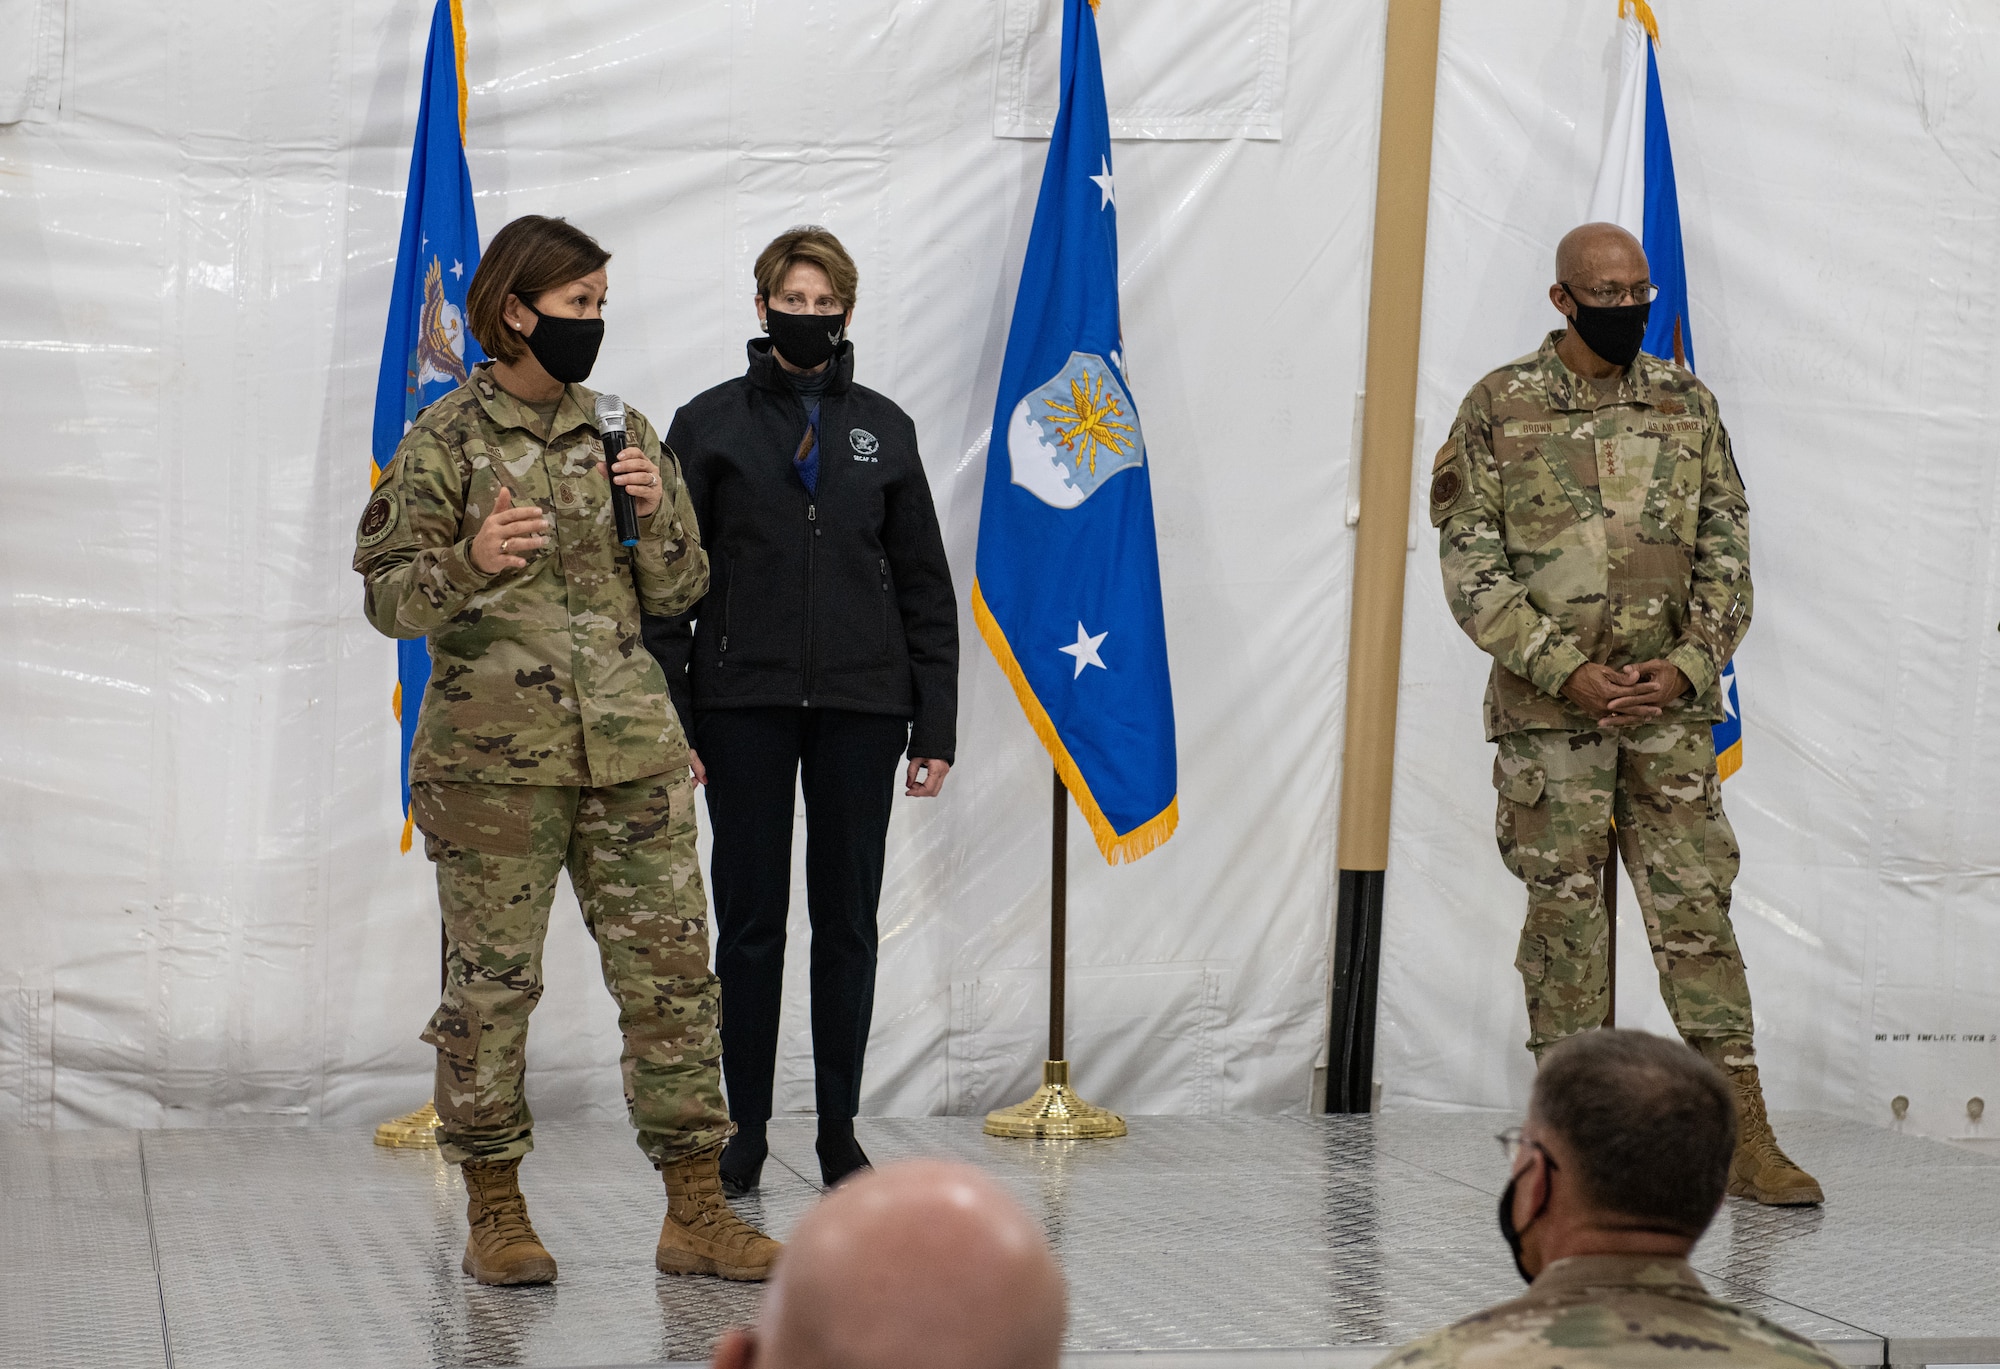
372, 0, 482, 849
973, 0, 1177, 864
1587, 0, 1743, 779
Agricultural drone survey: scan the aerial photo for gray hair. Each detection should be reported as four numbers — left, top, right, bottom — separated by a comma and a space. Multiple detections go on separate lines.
1533, 1029, 1736, 1237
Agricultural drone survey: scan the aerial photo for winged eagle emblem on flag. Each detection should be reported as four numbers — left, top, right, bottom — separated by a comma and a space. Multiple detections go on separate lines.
412, 255, 470, 404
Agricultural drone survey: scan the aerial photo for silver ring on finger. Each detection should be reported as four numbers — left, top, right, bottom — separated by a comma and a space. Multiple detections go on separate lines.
500, 538, 510, 554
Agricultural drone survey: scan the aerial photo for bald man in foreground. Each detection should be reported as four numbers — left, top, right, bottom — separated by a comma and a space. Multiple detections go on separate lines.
711, 1159, 1066, 1369
1430, 223, 1819, 1205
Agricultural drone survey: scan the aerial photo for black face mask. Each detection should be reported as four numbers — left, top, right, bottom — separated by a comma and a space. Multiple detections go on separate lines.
522, 304, 605, 384
1563, 287, 1650, 369
765, 307, 846, 371
1497, 1171, 1548, 1284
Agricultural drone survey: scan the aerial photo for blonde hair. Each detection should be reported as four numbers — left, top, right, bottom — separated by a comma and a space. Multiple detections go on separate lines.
754, 225, 858, 310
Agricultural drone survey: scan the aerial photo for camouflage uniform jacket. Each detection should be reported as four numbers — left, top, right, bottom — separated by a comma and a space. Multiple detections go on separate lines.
353, 363, 707, 787
1377, 1256, 1845, 1369
1430, 332, 1751, 739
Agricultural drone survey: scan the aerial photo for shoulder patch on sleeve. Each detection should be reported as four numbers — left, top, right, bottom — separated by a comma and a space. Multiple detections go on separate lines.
357, 489, 401, 549
1428, 426, 1480, 529
1430, 467, 1463, 508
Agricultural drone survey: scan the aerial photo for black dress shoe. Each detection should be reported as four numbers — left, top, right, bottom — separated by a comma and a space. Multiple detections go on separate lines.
816, 1120, 871, 1189
719, 1127, 768, 1197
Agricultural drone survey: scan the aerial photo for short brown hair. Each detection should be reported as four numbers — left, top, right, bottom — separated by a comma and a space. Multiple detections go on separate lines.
754, 225, 858, 310
1533, 1029, 1737, 1238
467, 215, 611, 363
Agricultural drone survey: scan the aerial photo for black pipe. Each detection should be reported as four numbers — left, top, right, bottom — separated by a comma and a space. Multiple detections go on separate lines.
1326, 868, 1385, 1113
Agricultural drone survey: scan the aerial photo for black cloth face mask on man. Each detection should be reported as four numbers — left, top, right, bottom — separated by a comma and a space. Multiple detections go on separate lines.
1496, 1171, 1547, 1283
1561, 285, 1650, 369
522, 303, 605, 384
765, 307, 847, 371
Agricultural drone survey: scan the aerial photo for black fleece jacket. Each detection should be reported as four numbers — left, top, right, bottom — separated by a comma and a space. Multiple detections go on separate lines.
641, 339, 959, 762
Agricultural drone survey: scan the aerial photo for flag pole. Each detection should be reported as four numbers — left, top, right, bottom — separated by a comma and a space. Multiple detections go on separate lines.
372, 0, 480, 1152
374, 925, 445, 1147
1603, 837, 1618, 1028
1050, 767, 1066, 1061
983, 769, 1126, 1139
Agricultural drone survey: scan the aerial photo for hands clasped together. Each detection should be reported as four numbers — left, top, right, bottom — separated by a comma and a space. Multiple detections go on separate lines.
1560, 659, 1689, 727
471, 448, 663, 575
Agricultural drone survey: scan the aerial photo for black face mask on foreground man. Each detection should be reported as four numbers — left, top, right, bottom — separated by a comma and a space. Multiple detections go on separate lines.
1497, 1170, 1546, 1283
523, 304, 605, 383
764, 306, 846, 370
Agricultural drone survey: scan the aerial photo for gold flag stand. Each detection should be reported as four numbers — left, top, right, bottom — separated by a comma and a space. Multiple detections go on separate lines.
374, 925, 447, 1149
985, 770, 1126, 1140
374, 1101, 441, 1148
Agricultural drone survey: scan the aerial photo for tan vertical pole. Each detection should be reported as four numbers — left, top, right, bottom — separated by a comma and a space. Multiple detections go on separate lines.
1326, 0, 1443, 1112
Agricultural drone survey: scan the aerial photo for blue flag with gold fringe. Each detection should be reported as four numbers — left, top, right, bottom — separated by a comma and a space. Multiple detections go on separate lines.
371, 0, 482, 849
973, 0, 1177, 864
1589, 0, 1742, 778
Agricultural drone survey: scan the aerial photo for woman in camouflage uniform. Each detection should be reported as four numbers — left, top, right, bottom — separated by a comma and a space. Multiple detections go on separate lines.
354, 215, 779, 1286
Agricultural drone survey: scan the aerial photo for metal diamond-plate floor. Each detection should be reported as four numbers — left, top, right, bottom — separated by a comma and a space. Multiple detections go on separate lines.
2, 1112, 1993, 1369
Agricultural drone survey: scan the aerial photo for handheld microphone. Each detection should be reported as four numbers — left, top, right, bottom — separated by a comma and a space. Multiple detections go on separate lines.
595, 393, 642, 547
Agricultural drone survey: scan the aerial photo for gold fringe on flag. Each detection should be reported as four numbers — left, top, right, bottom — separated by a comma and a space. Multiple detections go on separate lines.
1620, 0, 1660, 43
449, 0, 469, 140
972, 580, 1178, 865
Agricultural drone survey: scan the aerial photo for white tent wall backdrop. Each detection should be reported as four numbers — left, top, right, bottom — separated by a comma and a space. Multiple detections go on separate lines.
0, 0, 1995, 1141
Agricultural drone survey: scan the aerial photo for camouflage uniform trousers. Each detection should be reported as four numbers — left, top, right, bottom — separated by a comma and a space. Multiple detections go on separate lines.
413, 773, 732, 1166
1493, 720, 1755, 1061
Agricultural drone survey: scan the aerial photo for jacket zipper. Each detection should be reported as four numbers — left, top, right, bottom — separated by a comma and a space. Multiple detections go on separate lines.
802, 502, 817, 702
880, 557, 890, 651
719, 554, 733, 661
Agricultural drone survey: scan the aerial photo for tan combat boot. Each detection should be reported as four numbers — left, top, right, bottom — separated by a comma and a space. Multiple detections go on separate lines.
1697, 1043, 1824, 1206
460, 1158, 559, 1285
655, 1143, 783, 1281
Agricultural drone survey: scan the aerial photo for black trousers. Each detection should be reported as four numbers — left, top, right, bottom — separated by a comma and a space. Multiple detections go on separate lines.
696, 706, 908, 1123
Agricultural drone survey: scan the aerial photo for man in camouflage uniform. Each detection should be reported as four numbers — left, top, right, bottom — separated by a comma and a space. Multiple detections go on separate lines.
1431, 223, 1819, 1205
1377, 1030, 1845, 1369
357, 350, 779, 1283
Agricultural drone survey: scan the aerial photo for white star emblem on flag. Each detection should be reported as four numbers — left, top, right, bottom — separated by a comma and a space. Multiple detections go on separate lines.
1059, 622, 1109, 679
1090, 156, 1115, 209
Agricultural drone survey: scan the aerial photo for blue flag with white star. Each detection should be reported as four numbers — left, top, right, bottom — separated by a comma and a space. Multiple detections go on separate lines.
973, 0, 1177, 864
371, 0, 482, 849
1589, 2, 1741, 778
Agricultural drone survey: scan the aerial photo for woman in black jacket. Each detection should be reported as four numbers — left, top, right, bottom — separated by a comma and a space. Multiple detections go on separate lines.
644, 226, 958, 1192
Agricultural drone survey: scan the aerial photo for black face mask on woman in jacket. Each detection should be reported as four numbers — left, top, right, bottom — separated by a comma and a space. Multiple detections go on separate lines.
521, 303, 605, 384
765, 306, 847, 371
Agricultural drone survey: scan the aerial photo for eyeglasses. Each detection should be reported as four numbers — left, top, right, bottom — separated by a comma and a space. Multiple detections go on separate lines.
1561, 280, 1659, 307
1494, 1127, 1559, 1172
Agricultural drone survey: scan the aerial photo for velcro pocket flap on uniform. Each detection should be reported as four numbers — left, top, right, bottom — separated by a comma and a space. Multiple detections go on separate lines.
1492, 756, 1546, 807
411, 781, 537, 856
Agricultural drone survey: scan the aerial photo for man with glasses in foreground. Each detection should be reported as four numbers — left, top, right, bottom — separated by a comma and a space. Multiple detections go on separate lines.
1378, 1030, 1843, 1369
1429, 223, 1819, 1205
